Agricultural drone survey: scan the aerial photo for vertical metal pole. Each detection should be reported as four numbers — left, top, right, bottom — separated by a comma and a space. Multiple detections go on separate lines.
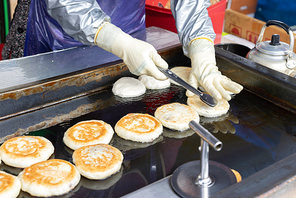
196, 139, 212, 186
200, 139, 209, 180
189, 121, 221, 187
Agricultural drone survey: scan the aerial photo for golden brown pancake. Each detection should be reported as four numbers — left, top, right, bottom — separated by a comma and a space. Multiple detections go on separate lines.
187, 95, 230, 118
18, 159, 80, 197
0, 171, 21, 198
115, 113, 163, 142
73, 144, 123, 180
0, 136, 54, 168
63, 120, 114, 150
154, 102, 200, 131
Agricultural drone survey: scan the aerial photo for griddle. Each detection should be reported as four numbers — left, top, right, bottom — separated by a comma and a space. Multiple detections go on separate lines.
1, 28, 296, 197
5, 80, 296, 198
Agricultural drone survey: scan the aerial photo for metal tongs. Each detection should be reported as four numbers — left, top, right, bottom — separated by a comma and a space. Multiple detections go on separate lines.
158, 67, 217, 107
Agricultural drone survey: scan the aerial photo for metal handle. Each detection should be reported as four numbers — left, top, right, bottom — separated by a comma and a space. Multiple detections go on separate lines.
189, 120, 223, 187
189, 121, 222, 151
157, 67, 217, 107
257, 20, 294, 53
266, 20, 291, 34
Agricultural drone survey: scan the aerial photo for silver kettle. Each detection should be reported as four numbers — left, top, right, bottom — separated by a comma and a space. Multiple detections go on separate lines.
247, 20, 296, 76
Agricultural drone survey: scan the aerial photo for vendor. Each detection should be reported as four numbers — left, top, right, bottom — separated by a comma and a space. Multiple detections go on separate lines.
2, 0, 242, 101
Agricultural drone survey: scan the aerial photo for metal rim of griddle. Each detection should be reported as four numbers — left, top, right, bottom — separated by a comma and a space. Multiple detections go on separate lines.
171, 160, 237, 198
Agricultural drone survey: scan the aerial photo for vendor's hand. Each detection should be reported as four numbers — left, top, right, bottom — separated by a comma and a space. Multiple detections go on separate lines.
187, 38, 243, 101
95, 22, 168, 80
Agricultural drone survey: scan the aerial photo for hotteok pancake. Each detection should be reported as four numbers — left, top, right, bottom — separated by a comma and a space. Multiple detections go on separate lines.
73, 144, 123, 180
187, 95, 230, 118
18, 159, 80, 197
115, 113, 163, 142
170, 66, 191, 86
63, 120, 114, 150
0, 136, 54, 168
138, 75, 170, 89
154, 102, 200, 131
0, 171, 21, 198
112, 77, 146, 97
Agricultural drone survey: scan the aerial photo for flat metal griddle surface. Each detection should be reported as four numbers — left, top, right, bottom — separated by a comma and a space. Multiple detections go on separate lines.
3, 82, 296, 198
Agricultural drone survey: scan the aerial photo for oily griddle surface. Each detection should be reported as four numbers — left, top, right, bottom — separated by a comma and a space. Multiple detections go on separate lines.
3, 84, 296, 198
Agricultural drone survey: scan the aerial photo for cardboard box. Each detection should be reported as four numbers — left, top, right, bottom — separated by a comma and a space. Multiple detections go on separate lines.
228, 0, 258, 15
224, 9, 296, 53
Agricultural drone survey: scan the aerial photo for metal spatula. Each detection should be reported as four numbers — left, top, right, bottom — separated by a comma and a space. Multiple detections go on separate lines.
158, 67, 217, 107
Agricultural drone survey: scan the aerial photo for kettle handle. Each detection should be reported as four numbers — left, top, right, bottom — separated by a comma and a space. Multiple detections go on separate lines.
257, 20, 294, 53
266, 20, 291, 34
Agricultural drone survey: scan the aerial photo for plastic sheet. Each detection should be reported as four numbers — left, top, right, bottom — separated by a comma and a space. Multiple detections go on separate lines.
24, 0, 146, 56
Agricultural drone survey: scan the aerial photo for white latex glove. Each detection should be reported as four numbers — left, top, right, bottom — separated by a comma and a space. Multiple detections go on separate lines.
187, 38, 243, 101
95, 22, 168, 80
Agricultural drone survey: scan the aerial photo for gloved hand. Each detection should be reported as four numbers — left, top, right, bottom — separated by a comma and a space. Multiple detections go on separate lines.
187, 38, 243, 101
95, 22, 168, 80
